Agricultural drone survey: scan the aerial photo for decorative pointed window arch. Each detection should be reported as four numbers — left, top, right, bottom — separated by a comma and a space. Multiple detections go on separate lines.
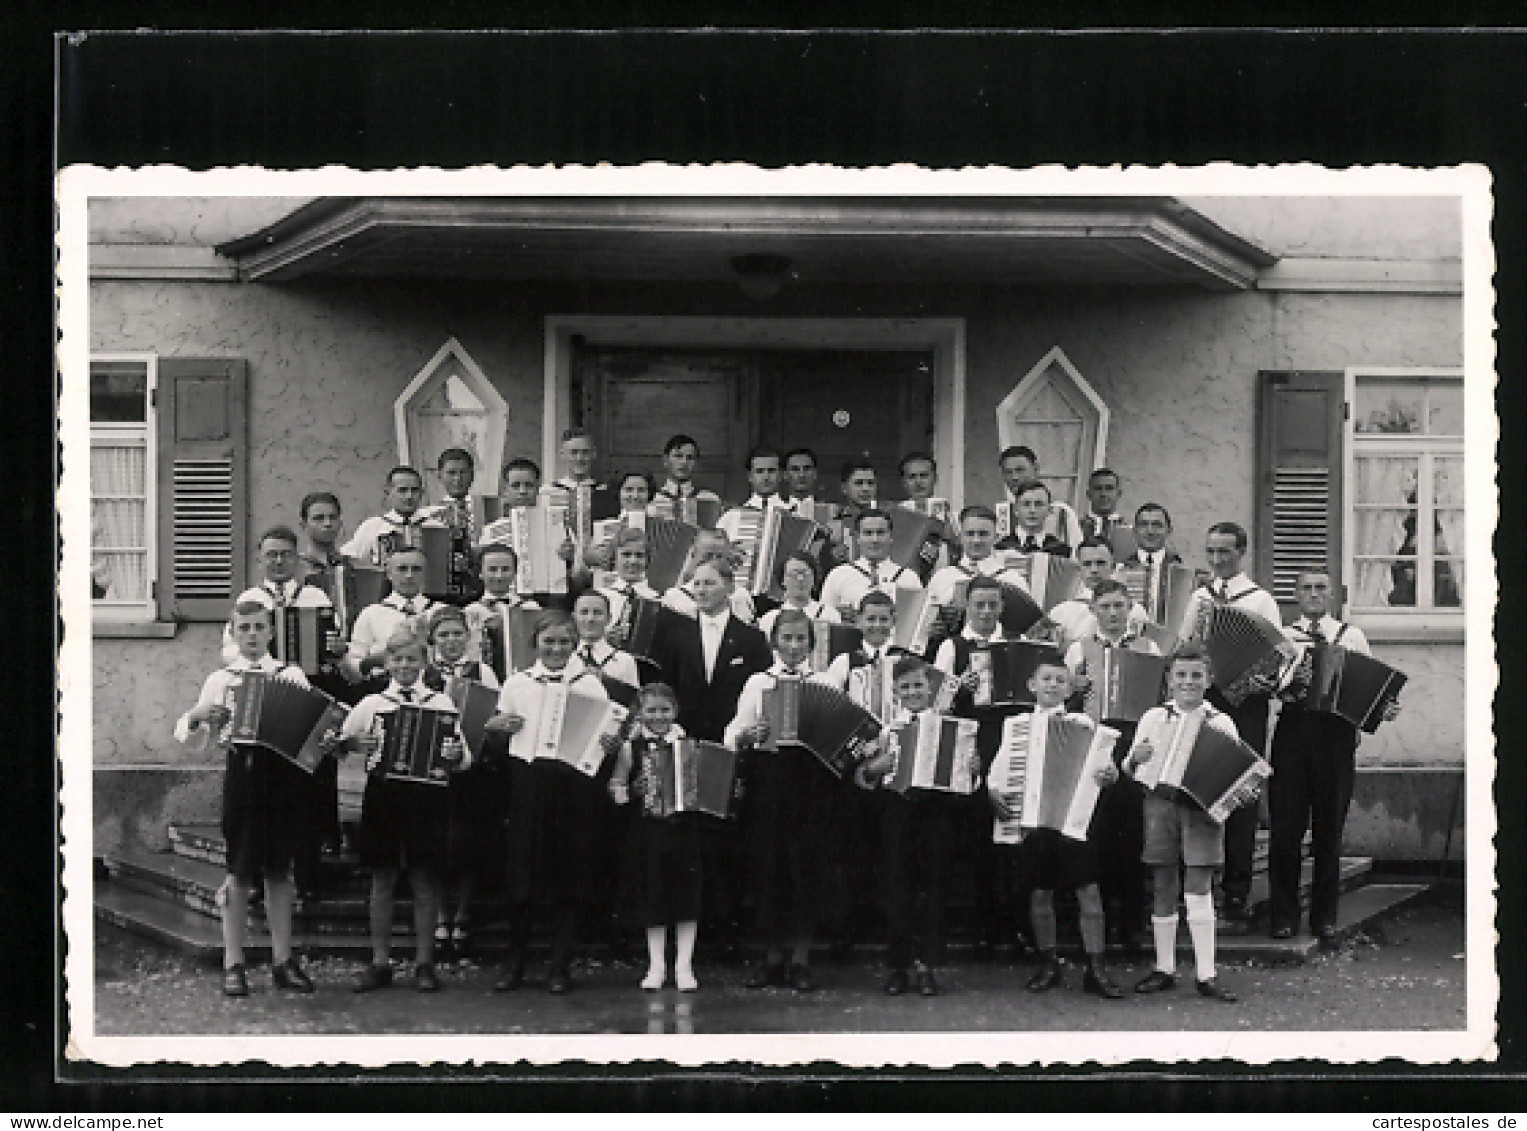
394, 338, 509, 496
995, 346, 1110, 513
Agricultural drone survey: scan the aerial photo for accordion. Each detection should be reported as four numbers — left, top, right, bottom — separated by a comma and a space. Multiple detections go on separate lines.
760, 678, 883, 778
379, 704, 460, 786
443, 676, 501, 762
992, 712, 1121, 843
1080, 643, 1168, 725
621, 595, 688, 670
1134, 708, 1272, 824
483, 505, 569, 596
481, 605, 541, 682
810, 619, 864, 675
1102, 523, 1137, 562
749, 508, 832, 598
647, 737, 738, 820
885, 712, 981, 796
1193, 603, 1298, 706
652, 492, 723, 530
1305, 645, 1407, 733
902, 497, 952, 524
507, 681, 629, 777
273, 605, 341, 675
226, 671, 348, 773
886, 509, 947, 584
1007, 552, 1085, 612
642, 515, 700, 593
333, 558, 389, 633
968, 640, 1053, 708
890, 587, 941, 654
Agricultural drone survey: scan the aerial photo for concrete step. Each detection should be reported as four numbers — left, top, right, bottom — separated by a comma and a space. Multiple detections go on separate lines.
1209, 882, 1430, 964
167, 824, 370, 894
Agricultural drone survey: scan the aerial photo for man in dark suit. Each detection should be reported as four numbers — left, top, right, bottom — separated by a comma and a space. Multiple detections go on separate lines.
1119, 502, 1183, 622
651, 558, 773, 951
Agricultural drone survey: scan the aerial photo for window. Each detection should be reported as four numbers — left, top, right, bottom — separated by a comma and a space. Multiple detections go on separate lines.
1345, 369, 1465, 625
90, 356, 156, 621
394, 338, 508, 497
995, 346, 1108, 513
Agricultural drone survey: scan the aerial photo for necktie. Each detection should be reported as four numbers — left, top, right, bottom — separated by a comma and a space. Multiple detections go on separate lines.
581, 646, 597, 666
869, 652, 884, 717
1213, 580, 1228, 602
404, 600, 420, 617
1307, 621, 1326, 644
538, 673, 563, 685
1026, 537, 1040, 552
399, 687, 415, 703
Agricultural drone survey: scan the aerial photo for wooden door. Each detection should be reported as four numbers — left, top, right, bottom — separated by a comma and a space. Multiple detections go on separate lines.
757, 350, 936, 501
578, 346, 755, 501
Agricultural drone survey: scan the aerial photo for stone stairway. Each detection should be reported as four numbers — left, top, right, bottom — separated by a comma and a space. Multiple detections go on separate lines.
96, 817, 1427, 966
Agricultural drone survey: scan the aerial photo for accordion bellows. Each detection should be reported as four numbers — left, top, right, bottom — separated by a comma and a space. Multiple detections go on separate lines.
648, 738, 737, 819
226, 670, 347, 774
273, 606, 340, 675
1195, 603, 1297, 706
1133, 708, 1272, 824
1306, 645, 1407, 733
761, 678, 882, 778
444, 676, 501, 761
1080, 643, 1169, 724
992, 713, 1120, 842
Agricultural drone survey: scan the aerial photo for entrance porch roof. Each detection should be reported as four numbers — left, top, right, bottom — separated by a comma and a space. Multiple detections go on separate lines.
217, 196, 1278, 291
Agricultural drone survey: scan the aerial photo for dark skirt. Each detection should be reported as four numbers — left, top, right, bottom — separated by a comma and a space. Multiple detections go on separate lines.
357, 773, 451, 873
1019, 826, 1099, 892
745, 744, 837, 939
446, 734, 512, 875
222, 742, 315, 883
501, 756, 610, 906
625, 814, 705, 926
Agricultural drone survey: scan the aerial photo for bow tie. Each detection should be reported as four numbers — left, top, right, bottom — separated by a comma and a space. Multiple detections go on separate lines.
1305, 622, 1327, 643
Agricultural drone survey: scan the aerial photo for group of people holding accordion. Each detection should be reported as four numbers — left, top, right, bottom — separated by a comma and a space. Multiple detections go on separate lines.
173, 429, 1404, 1005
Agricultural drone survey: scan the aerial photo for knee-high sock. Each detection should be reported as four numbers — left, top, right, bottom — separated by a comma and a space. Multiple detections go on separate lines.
1151, 913, 1179, 976
263, 875, 295, 965
675, 920, 698, 978
1076, 884, 1106, 958
645, 925, 667, 976
1030, 889, 1057, 954
1184, 891, 1216, 981
222, 878, 251, 969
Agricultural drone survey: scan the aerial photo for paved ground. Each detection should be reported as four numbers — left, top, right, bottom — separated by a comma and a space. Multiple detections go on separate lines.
91, 891, 1466, 1037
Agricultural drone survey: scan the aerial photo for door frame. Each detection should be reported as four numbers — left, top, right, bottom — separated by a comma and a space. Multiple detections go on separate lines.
544, 316, 967, 506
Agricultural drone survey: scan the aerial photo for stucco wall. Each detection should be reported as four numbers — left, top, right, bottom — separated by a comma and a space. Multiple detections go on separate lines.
89, 275, 1467, 777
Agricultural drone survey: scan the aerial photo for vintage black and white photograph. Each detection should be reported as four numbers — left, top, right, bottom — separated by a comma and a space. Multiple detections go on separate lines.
57, 163, 1494, 1067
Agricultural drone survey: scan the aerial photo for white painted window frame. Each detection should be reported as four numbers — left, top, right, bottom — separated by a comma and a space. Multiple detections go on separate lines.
393, 337, 509, 496
90, 352, 158, 625
995, 345, 1110, 513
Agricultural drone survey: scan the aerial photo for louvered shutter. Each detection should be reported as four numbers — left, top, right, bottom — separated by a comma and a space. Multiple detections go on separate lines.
155, 359, 248, 621
1255, 371, 1344, 619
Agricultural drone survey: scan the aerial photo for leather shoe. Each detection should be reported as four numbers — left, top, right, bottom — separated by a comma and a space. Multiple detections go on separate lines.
744, 962, 787, 989
1083, 962, 1125, 999
352, 963, 393, 993
222, 964, 249, 998
884, 969, 909, 996
1269, 925, 1294, 940
492, 961, 525, 993
272, 958, 314, 993
548, 968, 572, 995
1134, 969, 1177, 994
1025, 959, 1063, 993
415, 962, 440, 993
789, 964, 816, 993
917, 967, 940, 997
1196, 977, 1237, 1002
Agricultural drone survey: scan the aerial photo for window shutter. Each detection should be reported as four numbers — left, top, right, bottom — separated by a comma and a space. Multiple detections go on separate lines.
1255, 371, 1344, 619
155, 359, 249, 622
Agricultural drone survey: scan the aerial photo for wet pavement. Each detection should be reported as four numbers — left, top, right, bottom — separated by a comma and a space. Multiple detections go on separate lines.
92, 898, 1467, 1037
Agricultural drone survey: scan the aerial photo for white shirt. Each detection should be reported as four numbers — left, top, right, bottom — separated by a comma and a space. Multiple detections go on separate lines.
340, 681, 467, 769
493, 662, 610, 762
1180, 570, 1284, 640
1048, 589, 1152, 650
568, 638, 642, 690
340, 509, 446, 566
1286, 614, 1370, 656
345, 593, 439, 675
724, 661, 813, 750
1131, 548, 1174, 612
174, 654, 309, 745
757, 599, 839, 639
663, 582, 756, 625
1128, 699, 1239, 781
926, 556, 1031, 608
817, 643, 898, 720
820, 556, 923, 615
219, 579, 335, 664
430, 655, 501, 691
417, 495, 481, 541
698, 608, 731, 680
784, 494, 825, 521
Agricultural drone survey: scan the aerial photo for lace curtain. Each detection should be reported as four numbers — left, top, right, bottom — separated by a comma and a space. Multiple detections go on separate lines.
91, 440, 148, 602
